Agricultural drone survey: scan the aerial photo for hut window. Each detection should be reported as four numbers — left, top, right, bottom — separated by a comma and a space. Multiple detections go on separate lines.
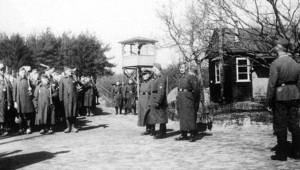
215, 62, 221, 84
236, 58, 250, 82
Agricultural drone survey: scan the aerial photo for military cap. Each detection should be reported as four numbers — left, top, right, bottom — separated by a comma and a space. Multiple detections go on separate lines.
153, 63, 162, 71
142, 69, 152, 75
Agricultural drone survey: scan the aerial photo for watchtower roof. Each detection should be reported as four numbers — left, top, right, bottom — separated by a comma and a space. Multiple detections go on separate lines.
119, 36, 158, 44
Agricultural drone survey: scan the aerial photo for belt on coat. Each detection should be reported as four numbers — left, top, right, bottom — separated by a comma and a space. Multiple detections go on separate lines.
178, 88, 193, 92
152, 91, 158, 93
140, 92, 151, 95
114, 92, 121, 94
126, 91, 134, 93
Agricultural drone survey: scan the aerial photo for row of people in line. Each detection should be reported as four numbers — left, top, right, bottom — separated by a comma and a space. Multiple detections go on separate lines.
0, 64, 99, 136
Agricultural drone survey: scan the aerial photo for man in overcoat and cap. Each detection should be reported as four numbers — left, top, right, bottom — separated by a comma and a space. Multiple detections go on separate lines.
0, 63, 11, 136
112, 81, 123, 115
13, 67, 35, 134
59, 67, 80, 133
124, 79, 137, 115
175, 63, 200, 142
266, 44, 300, 161
138, 69, 155, 135
149, 63, 168, 139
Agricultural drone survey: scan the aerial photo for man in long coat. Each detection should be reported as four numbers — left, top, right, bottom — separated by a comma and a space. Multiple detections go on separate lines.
33, 74, 57, 134
0, 64, 11, 136
175, 63, 200, 142
13, 67, 35, 134
59, 67, 79, 133
138, 70, 155, 135
124, 79, 137, 115
149, 63, 168, 139
112, 81, 123, 115
266, 44, 300, 161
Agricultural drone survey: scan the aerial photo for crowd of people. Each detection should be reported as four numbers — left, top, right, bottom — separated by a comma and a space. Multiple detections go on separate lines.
0, 64, 99, 136
1, 43, 299, 162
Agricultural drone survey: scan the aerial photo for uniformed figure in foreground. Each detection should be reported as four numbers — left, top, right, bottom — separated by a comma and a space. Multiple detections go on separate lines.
175, 63, 200, 142
13, 67, 35, 134
149, 63, 168, 139
59, 67, 79, 133
124, 79, 136, 115
112, 81, 123, 115
138, 69, 155, 135
266, 44, 300, 161
0, 63, 11, 136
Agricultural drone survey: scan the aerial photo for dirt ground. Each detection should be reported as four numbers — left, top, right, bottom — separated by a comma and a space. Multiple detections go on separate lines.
0, 103, 300, 170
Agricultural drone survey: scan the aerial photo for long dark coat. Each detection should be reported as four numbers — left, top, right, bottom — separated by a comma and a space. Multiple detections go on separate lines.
137, 79, 152, 126
149, 74, 168, 124
13, 77, 35, 114
33, 83, 56, 125
266, 55, 300, 106
176, 74, 200, 131
112, 85, 123, 108
0, 79, 11, 123
124, 83, 136, 110
83, 82, 94, 107
59, 76, 78, 118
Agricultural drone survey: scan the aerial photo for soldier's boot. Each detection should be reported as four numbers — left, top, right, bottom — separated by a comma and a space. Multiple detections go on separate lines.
189, 130, 197, 142
141, 125, 151, 135
150, 125, 156, 136
175, 131, 188, 141
125, 108, 128, 115
115, 107, 118, 115
154, 123, 167, 139
289, 134, 300, 159
133, 107, 136, 115
271, 134, 287, 161
86, 108, 90, 117
271, 144, 278, 151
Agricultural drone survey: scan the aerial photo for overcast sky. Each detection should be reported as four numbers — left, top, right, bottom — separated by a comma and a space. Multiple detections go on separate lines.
0, 0, 177, 73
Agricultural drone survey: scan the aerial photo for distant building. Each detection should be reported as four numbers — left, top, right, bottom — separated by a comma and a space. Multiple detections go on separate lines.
205, 28, 276, 103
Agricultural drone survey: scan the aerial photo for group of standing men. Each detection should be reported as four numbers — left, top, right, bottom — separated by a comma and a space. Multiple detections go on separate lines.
0, 64, 98, 136
123, 62, 201, 142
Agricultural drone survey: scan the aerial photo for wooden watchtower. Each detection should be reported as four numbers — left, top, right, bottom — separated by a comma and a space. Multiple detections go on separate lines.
119, 36, 157, 98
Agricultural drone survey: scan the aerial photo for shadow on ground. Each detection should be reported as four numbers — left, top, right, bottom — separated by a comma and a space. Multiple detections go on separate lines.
0, 150, 69, 170
194, 132, 213, 141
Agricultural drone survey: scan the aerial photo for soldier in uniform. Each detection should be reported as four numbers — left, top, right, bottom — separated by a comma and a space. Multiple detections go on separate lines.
175, 63, 200, 142
33, 74, 57, 134
138, 69, 155, 135
59, 67, 80, 133
149, 63, 168, 139
124, 79, 137, 115
13, 67, 35, 134
0, 63, 11, 136
112, 81, 123, 115
266, 44, 300, 161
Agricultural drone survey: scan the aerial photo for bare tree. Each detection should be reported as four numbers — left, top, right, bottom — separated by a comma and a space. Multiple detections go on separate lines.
157, 0, 213, 112
206, 0, 300, 55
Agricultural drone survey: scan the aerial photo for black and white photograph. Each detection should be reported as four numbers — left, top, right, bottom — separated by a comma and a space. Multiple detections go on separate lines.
0, 0, 300, 169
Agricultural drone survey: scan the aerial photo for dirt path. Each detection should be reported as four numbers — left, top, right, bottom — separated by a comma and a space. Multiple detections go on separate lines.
0, 104, 299, 170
